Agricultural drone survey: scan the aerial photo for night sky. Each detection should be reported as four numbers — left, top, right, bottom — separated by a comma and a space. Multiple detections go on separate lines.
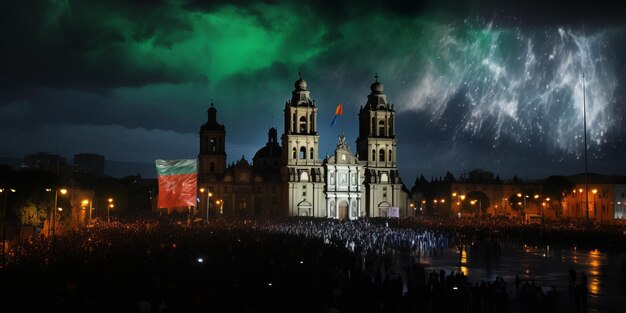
1, 0, 625, 182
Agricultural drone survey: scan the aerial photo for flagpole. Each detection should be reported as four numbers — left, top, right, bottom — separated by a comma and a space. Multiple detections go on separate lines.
583, 73, 589, 225
341, 104, 344, 134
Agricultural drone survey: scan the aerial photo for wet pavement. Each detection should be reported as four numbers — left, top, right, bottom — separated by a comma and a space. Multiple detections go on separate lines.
411, 243, 626, 312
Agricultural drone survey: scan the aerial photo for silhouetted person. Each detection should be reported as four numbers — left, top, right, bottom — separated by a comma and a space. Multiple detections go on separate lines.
573, 283, 581, 313
581, 272, 588, 312
569, 267, 577, 295
581, 272, 587, 287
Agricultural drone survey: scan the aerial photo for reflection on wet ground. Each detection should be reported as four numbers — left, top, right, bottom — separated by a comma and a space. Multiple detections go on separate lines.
411, 243, 626, 312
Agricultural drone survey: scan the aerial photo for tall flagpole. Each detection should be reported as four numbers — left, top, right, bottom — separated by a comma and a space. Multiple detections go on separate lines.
341, 103, 344, 134
583, 74, 589, 224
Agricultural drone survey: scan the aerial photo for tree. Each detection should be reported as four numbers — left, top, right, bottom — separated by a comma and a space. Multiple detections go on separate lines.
462, 191, 490, 215
18, 202, 47, 238
543, 176, 574, 218
18, 203, 47, 226
508, 194, 523, 212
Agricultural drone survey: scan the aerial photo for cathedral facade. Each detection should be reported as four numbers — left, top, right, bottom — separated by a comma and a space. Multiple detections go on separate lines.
197, 76, 408, 219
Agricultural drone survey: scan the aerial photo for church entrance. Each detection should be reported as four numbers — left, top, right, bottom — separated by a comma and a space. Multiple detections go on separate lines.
298, 200, 312, 217
338, 200, 349, 220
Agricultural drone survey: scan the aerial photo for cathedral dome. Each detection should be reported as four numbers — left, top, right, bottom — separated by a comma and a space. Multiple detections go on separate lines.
253, 145, 281, 159
370, 81, 383, 94
294, 77, 307, 91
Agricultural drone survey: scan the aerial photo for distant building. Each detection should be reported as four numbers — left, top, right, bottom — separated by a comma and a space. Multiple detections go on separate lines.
22, 152, 65, 169
21, 152, 73, 176
412, 170, 626, 223
74, 153, 105, 176
562, 174, 626, 223
461, 169, 496, 183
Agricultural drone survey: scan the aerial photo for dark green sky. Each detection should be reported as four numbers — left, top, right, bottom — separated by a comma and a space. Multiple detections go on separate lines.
1, 0, 625, 180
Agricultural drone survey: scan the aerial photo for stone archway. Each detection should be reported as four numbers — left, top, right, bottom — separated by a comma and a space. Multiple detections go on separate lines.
378, 201, 391, 217
298, 200, 312, 217
338, 200, 349, 220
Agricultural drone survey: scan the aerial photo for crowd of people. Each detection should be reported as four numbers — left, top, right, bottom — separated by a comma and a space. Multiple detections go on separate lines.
0, 215, 624, 312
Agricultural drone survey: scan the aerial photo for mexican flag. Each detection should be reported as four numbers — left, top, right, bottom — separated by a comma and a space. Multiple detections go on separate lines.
156, 159, 197, 208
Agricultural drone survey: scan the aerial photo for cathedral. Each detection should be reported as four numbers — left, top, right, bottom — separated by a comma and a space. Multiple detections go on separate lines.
197, 75, 408, 219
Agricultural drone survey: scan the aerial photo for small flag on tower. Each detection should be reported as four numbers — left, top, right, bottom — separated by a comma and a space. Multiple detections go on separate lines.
330, 103, 343, 127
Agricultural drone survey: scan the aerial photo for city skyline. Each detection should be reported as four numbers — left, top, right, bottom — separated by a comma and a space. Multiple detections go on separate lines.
2, 0, 626, 181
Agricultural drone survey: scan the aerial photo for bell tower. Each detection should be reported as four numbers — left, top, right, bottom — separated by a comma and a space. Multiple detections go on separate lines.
199, 102, 226, 179
281, 73, 319, 165
356, 75, 403, 217
281, 73, 325, 217
356, 75, 396, 166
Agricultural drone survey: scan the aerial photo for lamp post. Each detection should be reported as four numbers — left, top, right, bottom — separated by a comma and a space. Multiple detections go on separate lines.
1, 188, 16, 268
572, 189, 577, 219
81, 199, 92, 227
544, 198, 550, 223
578, 188, 584, 221
200, 188, 212, 221
216, 200, 223, 216
207, 192, 212, 221
470, 199, 482, 216
457, 193, 465, 216
517, 193, 527, 223
107, 198, 114, 223
592, 189, 598, 222
51, 188, 67, 237
452, 192, 457, 215
440, 199, 446, 215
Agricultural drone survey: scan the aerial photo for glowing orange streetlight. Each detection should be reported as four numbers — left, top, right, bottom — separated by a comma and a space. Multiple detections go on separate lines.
592, 189, 598, 220
107, 198, 114, 223
47, 188, 67, 237
216, 200, 223, 215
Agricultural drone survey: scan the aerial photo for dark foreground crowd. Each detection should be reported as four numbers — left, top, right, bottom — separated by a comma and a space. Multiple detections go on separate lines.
1, 216, 624, 312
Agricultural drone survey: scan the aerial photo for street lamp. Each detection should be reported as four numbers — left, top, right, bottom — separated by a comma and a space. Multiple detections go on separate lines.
107, 198, 114, 223
216, 200, 223, 216
517, 193, 527, 223
578, 188, 584, 220
592, 189, 598, 222
50, 188, 67, 237
452, 192, 457, 215
81, 199, 93, 226
207, 192, 212, 221
1, 188, 16, 268
198, 188, 213, 222
470, 199, 482, 216
544, 197, 550, 223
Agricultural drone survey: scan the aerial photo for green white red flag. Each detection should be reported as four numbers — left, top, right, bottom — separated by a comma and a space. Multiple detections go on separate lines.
156, 159, 197, 208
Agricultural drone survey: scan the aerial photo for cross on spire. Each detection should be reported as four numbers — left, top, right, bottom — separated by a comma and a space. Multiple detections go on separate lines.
210, 99, 214, 107
299, 72, 302, 79
375, 73, 378, 82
